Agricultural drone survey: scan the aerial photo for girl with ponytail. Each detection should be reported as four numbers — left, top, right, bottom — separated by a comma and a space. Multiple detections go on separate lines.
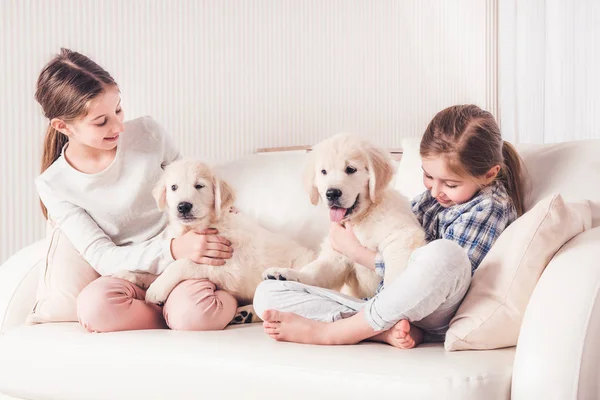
35, 49, 236, 333
255, 104, 524, 350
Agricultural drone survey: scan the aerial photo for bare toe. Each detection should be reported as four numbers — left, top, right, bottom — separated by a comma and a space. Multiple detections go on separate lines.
263, 321, 279, 329
398, 320, 411, 336
262, 309, 282, 322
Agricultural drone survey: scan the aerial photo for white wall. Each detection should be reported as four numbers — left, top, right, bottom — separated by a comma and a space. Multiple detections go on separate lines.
499, 0, 600, 143
1, 0, 499, 263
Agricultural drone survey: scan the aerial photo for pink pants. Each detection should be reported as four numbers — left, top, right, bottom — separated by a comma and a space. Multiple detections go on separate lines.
77, 277, 238, 332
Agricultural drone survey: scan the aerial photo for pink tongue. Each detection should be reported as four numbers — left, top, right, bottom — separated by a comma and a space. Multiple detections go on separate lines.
329, 207, 347, 223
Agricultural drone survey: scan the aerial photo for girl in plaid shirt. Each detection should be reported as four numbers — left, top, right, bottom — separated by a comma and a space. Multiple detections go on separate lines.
254, 105, 525, 348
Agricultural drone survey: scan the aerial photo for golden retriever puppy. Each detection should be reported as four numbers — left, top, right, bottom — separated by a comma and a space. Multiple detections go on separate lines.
115, 159, 315, 321
262, 133, 426, 299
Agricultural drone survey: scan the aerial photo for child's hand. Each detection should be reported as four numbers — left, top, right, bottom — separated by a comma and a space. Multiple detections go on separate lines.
170, 228, 233, 265
329, 222, 363, 261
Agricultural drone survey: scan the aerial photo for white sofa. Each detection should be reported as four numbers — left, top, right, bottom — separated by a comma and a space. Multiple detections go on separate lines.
1, 139, 599, 400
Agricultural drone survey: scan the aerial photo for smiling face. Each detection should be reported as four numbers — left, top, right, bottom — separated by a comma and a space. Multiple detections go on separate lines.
51, 85, 124, 152
305, 133, 395, 223
421, 155, 500, 207
153, 160, 235, 227
421, 156, 481, 207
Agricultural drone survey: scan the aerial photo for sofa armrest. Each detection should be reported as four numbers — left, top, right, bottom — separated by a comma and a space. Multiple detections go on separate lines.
512, 226, 600, 400
0, 240, 46, 334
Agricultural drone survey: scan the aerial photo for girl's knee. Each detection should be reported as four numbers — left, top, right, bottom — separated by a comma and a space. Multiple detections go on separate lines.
77, 277, 154, 332
78, 277, 119, 321
252, 279, 290, 319
164, 279, 238, 331
412, 240, 471, 277
425, 239, 465, 256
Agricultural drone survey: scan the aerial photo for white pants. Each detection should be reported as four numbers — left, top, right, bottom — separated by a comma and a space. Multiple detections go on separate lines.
253, 239, 472, 342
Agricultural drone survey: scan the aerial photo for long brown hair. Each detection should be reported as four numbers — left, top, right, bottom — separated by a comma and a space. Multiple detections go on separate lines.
420, 104, 525, 216
35, 48, 117, 219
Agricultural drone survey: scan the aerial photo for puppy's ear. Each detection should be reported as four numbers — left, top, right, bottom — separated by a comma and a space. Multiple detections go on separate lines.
366, 144, 396, 203
152, 176, 167, 211
303, 151, 320, 205
214, 177, 236, 219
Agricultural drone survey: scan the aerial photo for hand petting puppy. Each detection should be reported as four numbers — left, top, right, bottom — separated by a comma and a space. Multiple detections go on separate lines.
329, 222, 376, 271
170, 228, 233, 266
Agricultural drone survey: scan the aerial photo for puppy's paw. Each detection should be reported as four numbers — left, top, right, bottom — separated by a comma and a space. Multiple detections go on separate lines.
145, 283, 171, 306
261, 268, 300, 282
230, 304, 262, 325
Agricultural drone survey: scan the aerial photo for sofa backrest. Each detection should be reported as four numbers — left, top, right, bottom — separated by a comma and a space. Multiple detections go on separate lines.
516, 140, 600, 227
215, 151, 329, 252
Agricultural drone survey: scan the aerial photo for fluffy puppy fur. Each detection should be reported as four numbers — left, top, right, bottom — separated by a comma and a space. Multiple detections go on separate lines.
115, 159, 315, 321
262, 133, 426, 299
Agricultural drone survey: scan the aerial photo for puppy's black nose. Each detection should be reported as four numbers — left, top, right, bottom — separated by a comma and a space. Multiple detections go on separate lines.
326, 188, 342, 201
177, 202, 193, 214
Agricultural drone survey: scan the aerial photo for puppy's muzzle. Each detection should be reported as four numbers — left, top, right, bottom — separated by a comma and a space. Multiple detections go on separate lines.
177, 201, 193, 215
326, 188, 342, 204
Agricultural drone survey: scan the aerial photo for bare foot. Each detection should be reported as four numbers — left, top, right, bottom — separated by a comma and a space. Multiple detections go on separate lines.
371, 320, 424, 349
262, 310, 331, 345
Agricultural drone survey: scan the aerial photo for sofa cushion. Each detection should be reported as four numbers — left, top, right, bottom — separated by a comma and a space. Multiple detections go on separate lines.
215, 151, 330, 252
516, 140, 600, 227
445, 194, 591, 351
394, 137, 426, 201
0, 323, 515, 400
26, 222, 100, 325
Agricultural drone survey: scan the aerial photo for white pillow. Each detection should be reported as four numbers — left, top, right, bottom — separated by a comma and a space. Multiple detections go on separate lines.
27, 221, 100, 324
516, 140, 600, 227
445, 194, 591, 350
394, 137, 425, 201
214, 151, 329, 252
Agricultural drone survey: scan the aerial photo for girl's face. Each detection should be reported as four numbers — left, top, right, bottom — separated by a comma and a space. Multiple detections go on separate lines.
421, 156, 497, 207
53, 85, 124, 151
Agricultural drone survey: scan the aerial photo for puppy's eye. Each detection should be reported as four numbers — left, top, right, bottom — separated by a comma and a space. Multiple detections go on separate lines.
321, 169, 327, 175
171, 185, 178, 191
345, 166, 357, 174
195, 184, 204, 190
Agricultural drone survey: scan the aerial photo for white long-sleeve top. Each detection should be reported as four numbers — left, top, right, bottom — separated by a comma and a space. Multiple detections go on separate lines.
35, 116, 180, 276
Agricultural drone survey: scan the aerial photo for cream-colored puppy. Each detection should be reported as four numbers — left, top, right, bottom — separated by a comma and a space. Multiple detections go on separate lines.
262, 133, 426, 299
116, 159, 315, 322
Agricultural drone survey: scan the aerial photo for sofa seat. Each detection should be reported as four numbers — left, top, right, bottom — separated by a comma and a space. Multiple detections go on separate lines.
0, 322, 514, 400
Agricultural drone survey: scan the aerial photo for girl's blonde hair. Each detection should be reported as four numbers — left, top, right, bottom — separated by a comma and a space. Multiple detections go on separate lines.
35, 48, 117, 219
420, 104, 525, 216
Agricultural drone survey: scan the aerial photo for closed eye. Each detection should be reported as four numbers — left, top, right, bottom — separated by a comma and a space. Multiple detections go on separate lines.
95, 108, 122, 127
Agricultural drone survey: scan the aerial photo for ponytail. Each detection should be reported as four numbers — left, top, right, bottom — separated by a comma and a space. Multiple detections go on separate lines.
35, 48, 117, 219
422, 105, 525, 215
498, 141, 525, 216
39, 125, 68, 219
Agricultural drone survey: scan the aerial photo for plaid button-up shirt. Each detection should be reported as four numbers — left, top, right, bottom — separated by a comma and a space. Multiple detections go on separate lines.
371, 182, 517, 296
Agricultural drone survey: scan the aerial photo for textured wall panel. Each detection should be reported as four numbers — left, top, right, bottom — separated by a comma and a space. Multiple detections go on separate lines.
0, 0, 498, 263
498, 0, 600, 143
